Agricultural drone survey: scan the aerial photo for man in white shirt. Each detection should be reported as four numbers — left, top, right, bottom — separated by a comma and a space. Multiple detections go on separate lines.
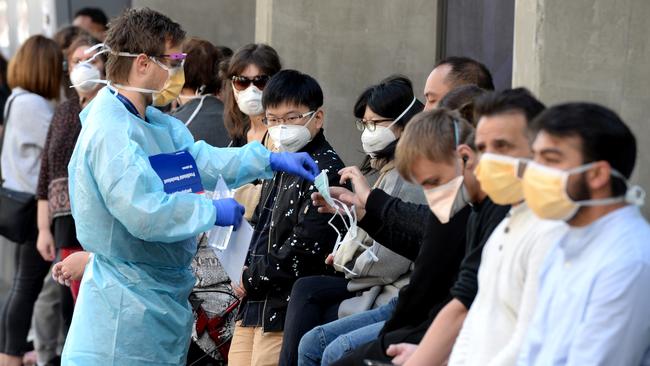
447, 88, 567, 366
517, 102, 649, 366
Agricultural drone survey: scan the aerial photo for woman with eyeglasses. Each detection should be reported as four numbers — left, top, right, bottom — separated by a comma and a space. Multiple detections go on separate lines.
279, 75, 427, 366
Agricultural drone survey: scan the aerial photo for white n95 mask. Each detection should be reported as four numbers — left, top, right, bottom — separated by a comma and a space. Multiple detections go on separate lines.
70, 62, 101, 93
268, 112, 316, 152
233, 84, 264, 116
361, 96, 417, 156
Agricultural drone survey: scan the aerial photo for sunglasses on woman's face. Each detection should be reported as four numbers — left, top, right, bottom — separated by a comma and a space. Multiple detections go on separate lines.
231, 75, 270, 91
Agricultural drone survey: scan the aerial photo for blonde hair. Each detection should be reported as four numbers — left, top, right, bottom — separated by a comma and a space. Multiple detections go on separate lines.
8, 35, 63, 100
395, 108, 475, 182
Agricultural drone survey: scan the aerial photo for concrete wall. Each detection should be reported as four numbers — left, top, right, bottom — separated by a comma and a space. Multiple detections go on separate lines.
256, 0, 439, 166
513, 0, 650, 217
132, 0, 256, 51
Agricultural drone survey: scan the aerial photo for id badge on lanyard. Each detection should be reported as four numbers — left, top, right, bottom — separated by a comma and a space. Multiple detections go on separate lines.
148, 150, 204, 194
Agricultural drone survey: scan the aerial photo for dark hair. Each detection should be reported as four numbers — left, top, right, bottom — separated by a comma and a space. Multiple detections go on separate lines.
531, 102, 636, 196
104, 8, 185, 84
439, 84, 488, 126
74, 7, 109, 27
354, 75, 424, 172
53, 26, 88, 53
216, 46, 233, 59
262, 69, 323, 111
224, 43, 281, 141
0, 52, 8, 86
67, 34, 103, 63
435, 56, 494, 91
183, 37, 224, 95
474, 87, 545, 125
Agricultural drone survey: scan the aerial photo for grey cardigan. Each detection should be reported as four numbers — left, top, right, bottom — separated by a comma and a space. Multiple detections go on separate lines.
338, 163, 426, 318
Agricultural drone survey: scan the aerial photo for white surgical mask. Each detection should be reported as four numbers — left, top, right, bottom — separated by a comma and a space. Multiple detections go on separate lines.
233, 83, 263, 116
361, 96, 417, 156
267, 112, 317, 152
70, 62, 101, 93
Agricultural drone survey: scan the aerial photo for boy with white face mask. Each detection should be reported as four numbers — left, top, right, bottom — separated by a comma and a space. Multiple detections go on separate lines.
229, 70, 347, 366
310, 109, 509, 366
518, 103, 649, 366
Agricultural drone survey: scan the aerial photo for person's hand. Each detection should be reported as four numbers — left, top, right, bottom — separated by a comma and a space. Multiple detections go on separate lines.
232, 266, 248, 298
213, 198, 245, 228
339, 166, 372, 206
52, 251, 91, 286
386, 343, 418, 365
325, 254, 334, 265
36, 229, 56, 261
270, 152, 320, 182
311, 187, 367, 220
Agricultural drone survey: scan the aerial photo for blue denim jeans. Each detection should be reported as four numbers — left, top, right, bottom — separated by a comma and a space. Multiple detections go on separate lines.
297, 296, 398, 366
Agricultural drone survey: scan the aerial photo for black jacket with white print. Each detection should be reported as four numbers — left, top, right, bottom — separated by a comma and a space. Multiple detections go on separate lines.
239, 130, 348, 332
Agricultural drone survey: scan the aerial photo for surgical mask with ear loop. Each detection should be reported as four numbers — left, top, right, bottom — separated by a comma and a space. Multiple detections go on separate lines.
423, 120, 471, 224
72, 43, 186, 107
361, 96, 417, 156
474, 153, 527, 205
522, 161, 646, 221
313, 170, 379, 276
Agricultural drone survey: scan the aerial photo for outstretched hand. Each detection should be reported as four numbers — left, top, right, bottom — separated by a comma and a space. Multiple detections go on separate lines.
311, 186, 367, 220
270, 152, 320, 182
338, 166, 372, 207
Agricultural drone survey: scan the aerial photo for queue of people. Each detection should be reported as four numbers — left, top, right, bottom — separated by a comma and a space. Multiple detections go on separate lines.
0, 6, 648, 366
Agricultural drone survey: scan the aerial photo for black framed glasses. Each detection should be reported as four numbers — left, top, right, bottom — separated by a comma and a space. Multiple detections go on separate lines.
355, 118, 393, 132
231, 75, 271, 91
263, 111, 316, 126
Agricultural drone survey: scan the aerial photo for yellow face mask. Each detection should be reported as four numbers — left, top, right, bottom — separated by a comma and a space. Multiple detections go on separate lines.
521, 161, 644, 221
149, 58, 185, 107
111, 52, 186, 107
474, 153, 525, 205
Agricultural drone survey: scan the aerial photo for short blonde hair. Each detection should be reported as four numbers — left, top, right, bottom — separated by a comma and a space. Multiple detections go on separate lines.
8, 35, 62, 100
395, 108, 475, 182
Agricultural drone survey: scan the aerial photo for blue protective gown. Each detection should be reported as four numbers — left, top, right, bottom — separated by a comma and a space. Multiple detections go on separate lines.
61, 87, 273, 365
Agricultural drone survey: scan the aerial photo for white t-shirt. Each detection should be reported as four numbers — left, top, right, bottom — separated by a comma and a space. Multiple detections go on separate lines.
1, 88, 54, 194
449, 203, 567, 366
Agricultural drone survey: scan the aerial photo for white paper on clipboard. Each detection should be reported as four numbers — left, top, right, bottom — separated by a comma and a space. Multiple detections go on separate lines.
213, 220, 253, 286
206, 175, 254, 285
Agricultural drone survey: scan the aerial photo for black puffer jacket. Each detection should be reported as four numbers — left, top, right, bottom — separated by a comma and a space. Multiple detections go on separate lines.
240, 130, 347, 332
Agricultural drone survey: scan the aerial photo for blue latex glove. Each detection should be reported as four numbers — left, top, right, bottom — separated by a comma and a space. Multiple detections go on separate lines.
212, 198, 245, 229
269, 152, 320, 182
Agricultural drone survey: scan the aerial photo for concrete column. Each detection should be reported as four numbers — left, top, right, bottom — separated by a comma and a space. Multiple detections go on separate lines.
512, 0, 650, 217
132, 0, 256, 50
256, 0, 439, 166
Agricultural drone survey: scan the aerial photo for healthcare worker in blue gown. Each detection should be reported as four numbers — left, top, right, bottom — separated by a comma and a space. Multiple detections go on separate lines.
61, 8, 319, 366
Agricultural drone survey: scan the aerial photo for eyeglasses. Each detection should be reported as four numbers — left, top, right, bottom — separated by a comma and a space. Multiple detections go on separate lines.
115, 51, 187, 69
231, 75, 270, 91
263, 111, 316, 126
355, 118, 394, 132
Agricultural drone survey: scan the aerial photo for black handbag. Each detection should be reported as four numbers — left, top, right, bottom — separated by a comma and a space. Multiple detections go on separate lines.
0, 92, 38, 243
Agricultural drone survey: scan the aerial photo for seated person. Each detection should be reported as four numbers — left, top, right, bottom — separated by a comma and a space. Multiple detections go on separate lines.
306, 109, 509, 365
279, 75, 426, 366
518, 103, 650, 365
228, 69, 349, 366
